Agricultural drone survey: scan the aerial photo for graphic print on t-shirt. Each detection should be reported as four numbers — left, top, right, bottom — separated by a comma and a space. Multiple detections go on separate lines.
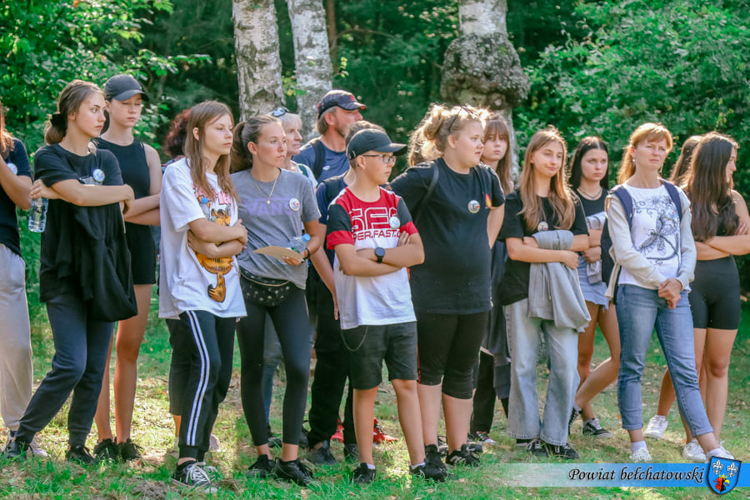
632, 193, 679, 263
193, 186, 234, 302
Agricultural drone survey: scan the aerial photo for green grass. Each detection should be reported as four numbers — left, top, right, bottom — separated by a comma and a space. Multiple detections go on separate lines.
2, 299, 749, 498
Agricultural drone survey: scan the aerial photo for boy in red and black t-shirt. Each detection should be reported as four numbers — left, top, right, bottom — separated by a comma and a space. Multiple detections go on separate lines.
326, 129, 446, 484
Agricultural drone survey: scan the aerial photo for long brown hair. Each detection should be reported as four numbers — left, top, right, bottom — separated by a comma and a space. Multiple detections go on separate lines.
0, 98, 14, 157
44, 80, 104, 145
685, 132, 739, 241
230, 115, 280, 173
519, 127, 576, 231
482, 113, 512, 193
184, 101, 237, 201
617, 122, 673, 184
410, 104, 484, 163
668, 135, 702, 186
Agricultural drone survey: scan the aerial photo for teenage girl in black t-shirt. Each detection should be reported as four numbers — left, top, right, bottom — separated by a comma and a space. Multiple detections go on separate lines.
499, 126, 589, 459
568, 137, 620, 439
390, 104, 505, 470
4, 80, 135, 464
92, 74, 162, 463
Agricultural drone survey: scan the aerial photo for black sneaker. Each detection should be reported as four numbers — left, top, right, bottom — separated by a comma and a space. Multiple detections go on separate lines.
307, 440, 337, 465
247, 454, 276, 478
436, 435, 448, 457
172, 460, 217, 493
445, 444, 481, 467
2, 439, 28, 461
93, 438, 118, 463
275, 458, 314, 486
267, 424, 282, 449
425, 444, 447, 472
582, 418, 613, 439
467, 442, 484, 454
344, 443, 359, 462
526, 438, 549, 457
117, 438, 144, 464
351, 463, 376, 484
568, 406, 581, 435
410, 462, 448, 482
545, 441, 580, 460
66, 445, 97, 466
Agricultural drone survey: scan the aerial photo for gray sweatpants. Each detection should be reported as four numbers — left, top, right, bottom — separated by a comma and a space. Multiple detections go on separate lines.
0, 244, 33, 431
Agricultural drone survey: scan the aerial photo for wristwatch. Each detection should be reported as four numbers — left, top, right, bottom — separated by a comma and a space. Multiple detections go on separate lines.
374, 247, 386, 263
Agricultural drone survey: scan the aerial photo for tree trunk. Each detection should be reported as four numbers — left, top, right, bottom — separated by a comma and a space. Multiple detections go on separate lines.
441, 0, 528, 175
288, 0, 334, 139
232, 0, 284, 120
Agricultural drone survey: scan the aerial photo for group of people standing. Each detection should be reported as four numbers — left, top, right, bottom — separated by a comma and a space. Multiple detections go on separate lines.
0, 76, 743, 493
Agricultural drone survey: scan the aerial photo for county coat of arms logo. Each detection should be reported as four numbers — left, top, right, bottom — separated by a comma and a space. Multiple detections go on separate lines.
707, 456, 741, 495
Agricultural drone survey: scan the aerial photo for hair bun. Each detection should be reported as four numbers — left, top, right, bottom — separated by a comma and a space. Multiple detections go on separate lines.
50, 112, 67, 129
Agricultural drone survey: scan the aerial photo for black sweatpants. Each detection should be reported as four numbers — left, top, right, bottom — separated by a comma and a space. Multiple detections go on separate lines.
176, 311, 236, 460
237, 285, 313, 447
307, 282, 355, 447
15, 293, 113, 447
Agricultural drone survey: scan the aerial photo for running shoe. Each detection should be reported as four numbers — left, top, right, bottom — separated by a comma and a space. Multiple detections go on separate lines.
307, 440, 337, 465
445, 444, 481, 467
247, 454, 276, 478
630, 447, 652, 463
373, 419, 397, 444
172, 461, 217, 493
643, 415, 668, 440
582, 418, 613, 439
682, 440, 706, 463
274, 458, 314, 486
351, 463, 376, 484
93, 438, 118, 463
66, 445, 97, 466
545, 441, 580, 460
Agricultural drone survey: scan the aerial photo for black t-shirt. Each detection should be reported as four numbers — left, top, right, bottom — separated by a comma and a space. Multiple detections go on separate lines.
34, 143, 123, 300
498, 189, 588, 306
577, 188, 608, 217
390, 158, 505, 314
0, 138, 32, 256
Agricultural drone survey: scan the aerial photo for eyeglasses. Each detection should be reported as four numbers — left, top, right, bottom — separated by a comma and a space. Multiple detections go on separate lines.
361, 154, 397, 165
270, 106, 289, 117
446, 105, 477, 133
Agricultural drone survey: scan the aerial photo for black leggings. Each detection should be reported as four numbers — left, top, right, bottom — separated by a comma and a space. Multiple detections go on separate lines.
689, 257, 741, 330
416, 311, 488, 399
237, 284, 313, 447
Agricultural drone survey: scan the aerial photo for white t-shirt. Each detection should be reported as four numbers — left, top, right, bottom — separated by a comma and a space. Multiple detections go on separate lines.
159, 159, 246, 319
326, 187, 418, 330
618, 185, 681, 286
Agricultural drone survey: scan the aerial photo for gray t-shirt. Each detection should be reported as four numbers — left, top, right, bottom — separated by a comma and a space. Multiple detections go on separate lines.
232, 168, 320, 289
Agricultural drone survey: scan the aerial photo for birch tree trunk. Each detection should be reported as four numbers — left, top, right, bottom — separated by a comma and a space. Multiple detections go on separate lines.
232, 0, 284, 120
287, 0, 334, 139
441, 0, 528, 175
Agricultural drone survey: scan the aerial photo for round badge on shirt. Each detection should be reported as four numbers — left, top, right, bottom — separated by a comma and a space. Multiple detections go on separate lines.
289, 198, 301, 211
538, 221, 549, 231
6, 162, 17, 174
389, 216, 400, 229
468, 200, 480, 214
93, 168, 106, 184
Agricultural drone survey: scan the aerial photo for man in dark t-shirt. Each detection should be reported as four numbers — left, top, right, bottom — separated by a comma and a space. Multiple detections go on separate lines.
293, 90, 366, 182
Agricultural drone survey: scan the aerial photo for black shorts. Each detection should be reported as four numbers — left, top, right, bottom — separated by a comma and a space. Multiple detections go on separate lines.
689, 257, 740, 330
126, 222, 157, 285
341, 322, 418, 390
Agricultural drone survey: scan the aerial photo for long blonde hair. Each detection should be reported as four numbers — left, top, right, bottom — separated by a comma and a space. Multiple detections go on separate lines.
184, 100, 238, 201
617, 122, 674, 184
519, 127, 576, 232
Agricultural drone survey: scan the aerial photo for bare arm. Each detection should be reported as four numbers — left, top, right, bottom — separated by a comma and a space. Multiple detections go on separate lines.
356, 232, 425, 268
187, 231, 244, 258
188, 217, 248, 245
695, 241, 730, 260
31, 178, 134, 208
588, 228, 602, 248
124, 145, 162, 221
0, 159, 32, 210
282, 219, 325, 267
310, 226, 336, 295
570, 234, 590, 252
124, 207, 161, 226
507, 237, 579, 268
705, 191, 750, 256
487, 205, 505, 249
335, 243, 401, 277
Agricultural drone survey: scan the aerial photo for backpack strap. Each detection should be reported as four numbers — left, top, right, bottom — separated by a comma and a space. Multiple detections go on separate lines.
412, 163, 439, 225
660, 179, 684, 223
609, 184, 635, 229
311, 138, 327, 179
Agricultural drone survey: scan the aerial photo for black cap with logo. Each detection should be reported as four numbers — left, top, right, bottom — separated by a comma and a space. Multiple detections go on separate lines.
317, 90, 366, 118
104, 75, 150, 102
347, 129, 407, 160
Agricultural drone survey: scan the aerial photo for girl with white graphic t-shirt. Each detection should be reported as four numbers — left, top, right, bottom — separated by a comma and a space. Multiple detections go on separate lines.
607, 122, 733, 464
159, 100, 247, 492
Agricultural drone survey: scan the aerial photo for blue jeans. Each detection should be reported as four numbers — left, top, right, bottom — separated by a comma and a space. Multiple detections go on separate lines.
505, 299, 579, 446
616, 285, 713, 437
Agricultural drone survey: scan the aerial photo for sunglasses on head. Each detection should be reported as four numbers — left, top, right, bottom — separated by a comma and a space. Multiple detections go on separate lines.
270, 106, 289, 117
446, 106, 477, 133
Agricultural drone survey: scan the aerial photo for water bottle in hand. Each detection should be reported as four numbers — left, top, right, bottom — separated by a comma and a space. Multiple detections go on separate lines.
28, 198, 49, 233
288, 234, 311, 254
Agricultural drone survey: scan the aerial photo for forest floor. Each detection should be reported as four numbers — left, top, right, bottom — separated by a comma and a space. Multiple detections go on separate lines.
1, 299, 749, 499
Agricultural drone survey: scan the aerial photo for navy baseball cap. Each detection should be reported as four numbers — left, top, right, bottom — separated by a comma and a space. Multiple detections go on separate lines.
104, 75, 150, 102
347, 129, 406, 159
317, 90, 366, 118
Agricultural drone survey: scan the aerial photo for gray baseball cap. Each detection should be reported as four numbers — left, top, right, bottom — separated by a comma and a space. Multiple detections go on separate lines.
104, 75, 150, 102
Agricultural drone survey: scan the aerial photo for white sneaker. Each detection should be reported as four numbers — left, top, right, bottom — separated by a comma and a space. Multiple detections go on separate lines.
643, 416, 668, 439
630, 447, 652, 463
682, 440, 706, 463
707, 445, 734, 462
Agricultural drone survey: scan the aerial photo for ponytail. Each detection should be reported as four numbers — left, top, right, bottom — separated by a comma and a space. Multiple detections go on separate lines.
230, 115, 280, 173
44, 79, 103, 145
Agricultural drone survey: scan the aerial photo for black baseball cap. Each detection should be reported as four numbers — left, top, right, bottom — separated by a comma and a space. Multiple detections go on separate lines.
347, 129, 407, 159
317, 90, 366, 118
104, 75, 150, 102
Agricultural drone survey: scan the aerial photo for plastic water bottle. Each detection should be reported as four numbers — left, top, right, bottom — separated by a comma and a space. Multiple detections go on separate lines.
200, 196, 215, 222
288, 234, 311, 253
28, 198, 49, 233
